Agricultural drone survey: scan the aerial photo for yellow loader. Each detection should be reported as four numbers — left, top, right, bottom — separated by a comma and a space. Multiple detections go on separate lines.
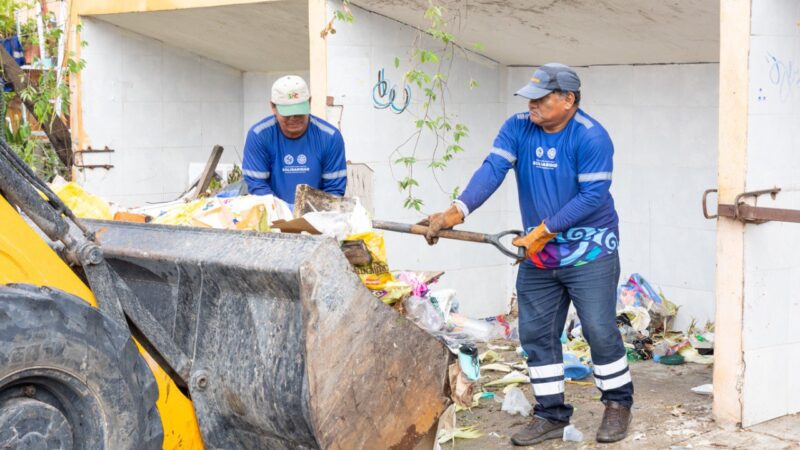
0, 137, 450, 448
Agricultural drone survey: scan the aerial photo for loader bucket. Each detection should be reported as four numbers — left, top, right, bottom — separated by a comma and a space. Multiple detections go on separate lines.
85, 220, 451, 449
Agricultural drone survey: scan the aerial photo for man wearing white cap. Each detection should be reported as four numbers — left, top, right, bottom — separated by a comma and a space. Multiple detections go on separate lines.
242, 75, 347, 206
423, 63, 633, 445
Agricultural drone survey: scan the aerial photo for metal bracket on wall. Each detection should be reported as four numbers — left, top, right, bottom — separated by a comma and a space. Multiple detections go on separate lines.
73, 146, 114, 170
702, 187, 800, 224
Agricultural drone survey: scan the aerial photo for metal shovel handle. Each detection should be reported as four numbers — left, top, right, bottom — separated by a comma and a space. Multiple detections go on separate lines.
372, 220, 526, 261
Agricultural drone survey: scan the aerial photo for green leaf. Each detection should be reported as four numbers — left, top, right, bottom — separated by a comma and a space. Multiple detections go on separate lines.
429, 160, 446, 169
420, 50, 439, 64
446, 144, 463, 154
468, 78, 479, 89
472, 42, 485, 51
451, 186, 461, 200
398, 177, 419, 190
424, 5, 443, 21
403, 197, 424, 211
394, 56, 400, 69
394, 156, 417, 166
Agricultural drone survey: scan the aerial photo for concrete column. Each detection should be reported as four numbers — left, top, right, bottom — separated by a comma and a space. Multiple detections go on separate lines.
713, 0, 750, 427
308, 0, 328, 116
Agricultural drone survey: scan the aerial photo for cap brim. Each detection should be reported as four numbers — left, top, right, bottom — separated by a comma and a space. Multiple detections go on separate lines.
276, 101, 310, 116
514, 85, 552, 100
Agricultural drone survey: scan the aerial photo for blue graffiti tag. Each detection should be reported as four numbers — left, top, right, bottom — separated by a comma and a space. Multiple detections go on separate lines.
766, 52, 800, 101
372, 68, 411, 114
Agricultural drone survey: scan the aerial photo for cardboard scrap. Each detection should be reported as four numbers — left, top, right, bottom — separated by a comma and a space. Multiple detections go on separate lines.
271, 218, 321, 234
448, 362, 475, 408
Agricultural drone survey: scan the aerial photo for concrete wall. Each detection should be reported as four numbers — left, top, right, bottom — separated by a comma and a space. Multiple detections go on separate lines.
507, 64, 719, 330
741, 0, 800, 426
77, 18, 244, 207
326, 2, 516, 317
327, 1, 720, 322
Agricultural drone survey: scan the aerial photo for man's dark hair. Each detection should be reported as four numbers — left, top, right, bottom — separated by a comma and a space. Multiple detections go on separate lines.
553, 89, 581, 106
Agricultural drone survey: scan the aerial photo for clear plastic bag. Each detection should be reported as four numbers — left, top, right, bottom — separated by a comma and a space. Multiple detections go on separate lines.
562, 424, 584, 442
500, 387, 532, 417
405, 296, 445, 332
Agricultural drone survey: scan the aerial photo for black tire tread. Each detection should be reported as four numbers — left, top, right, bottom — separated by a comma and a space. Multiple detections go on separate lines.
0, 283, 164, 449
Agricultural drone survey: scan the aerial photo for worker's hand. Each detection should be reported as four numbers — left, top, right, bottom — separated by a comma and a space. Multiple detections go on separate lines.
512, 222, 557, 258
419, 204, 465, 245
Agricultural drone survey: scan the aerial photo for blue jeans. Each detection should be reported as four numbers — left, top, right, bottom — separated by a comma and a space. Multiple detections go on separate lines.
516, 252, 633, 423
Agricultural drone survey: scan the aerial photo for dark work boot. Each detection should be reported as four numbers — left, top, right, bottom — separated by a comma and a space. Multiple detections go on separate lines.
596, 401, 632, 443
510, 415, 567, 446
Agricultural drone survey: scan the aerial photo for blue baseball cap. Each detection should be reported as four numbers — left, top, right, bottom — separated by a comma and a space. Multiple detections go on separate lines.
515, 63, 581, 100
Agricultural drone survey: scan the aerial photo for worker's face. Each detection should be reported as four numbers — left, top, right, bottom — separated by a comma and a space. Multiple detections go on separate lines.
271, 103, 310, 139
528, 92, 575, 131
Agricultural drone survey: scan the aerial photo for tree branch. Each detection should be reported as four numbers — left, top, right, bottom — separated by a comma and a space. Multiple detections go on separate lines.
0, 45, 73, 172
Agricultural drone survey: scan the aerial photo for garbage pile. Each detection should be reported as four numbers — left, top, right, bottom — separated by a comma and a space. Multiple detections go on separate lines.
562, 273, 714, 369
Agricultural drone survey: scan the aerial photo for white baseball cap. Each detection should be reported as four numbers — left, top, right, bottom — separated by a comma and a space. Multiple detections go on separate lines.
271, 75, 310, 116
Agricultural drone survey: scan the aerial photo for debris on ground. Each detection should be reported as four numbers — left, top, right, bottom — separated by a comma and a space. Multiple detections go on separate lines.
449, 361, 477, 408
691, 384, 713, 395
562, 424, 584, 442
500, 387, 532, 416
434, 404, 483, 447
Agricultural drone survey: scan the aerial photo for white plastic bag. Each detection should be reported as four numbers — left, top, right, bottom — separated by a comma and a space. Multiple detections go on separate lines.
562, 424, 584, 442
500, 387, 532, 417
303, 199, 372, 240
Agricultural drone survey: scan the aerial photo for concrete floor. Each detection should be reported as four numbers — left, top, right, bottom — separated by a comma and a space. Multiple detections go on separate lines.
448, 345, 800, 449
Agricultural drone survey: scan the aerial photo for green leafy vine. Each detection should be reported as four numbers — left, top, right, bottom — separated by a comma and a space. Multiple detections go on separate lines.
391, 1, 480, 211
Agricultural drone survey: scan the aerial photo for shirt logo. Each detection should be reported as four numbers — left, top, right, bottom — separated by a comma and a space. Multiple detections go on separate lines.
287, 91, 300, 99
533, 146, 558, 170
284, 154, 294, 165
297, 154, 307, 165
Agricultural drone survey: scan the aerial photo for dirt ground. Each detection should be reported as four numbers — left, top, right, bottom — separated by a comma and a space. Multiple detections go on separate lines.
450, 344, 715, 450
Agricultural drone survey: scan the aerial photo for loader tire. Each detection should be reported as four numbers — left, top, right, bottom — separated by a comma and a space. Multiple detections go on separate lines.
0, 284, 163, 449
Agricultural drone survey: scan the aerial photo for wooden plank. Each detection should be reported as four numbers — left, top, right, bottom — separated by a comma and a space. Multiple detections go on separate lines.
345, 162, 374, 214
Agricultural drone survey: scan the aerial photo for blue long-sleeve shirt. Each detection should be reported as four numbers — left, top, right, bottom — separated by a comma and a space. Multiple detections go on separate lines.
242, 114, 347, 205
457, 109, 619, 268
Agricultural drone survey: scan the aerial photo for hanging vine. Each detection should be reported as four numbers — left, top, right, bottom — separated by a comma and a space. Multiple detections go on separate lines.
390, 1, 481, 211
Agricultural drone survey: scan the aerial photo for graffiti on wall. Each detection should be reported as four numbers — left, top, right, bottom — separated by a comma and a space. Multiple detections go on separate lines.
764, 52, 800, 102
372, 68, 411, 114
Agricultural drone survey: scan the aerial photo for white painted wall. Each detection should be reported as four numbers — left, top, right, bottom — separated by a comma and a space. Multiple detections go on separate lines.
326, 2, 516, 318
741, 0, 800, 426
507, 64, 719, 330
77, 18, 244, 207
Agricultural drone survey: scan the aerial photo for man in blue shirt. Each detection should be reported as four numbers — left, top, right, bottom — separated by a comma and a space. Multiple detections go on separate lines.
242, 75, 347, 206
425, 63, 633, 445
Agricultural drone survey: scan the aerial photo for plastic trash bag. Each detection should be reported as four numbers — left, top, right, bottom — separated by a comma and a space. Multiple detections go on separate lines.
405, 296, 445, 332
501, 387, 532, 416
151, 199, 207, 226
446, 313, 506, 342
347, 231, 395, 296
150, 195, 292, 231
304, 199, 371, 240
52, 181, 112, 220
563, 424, 584, 442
